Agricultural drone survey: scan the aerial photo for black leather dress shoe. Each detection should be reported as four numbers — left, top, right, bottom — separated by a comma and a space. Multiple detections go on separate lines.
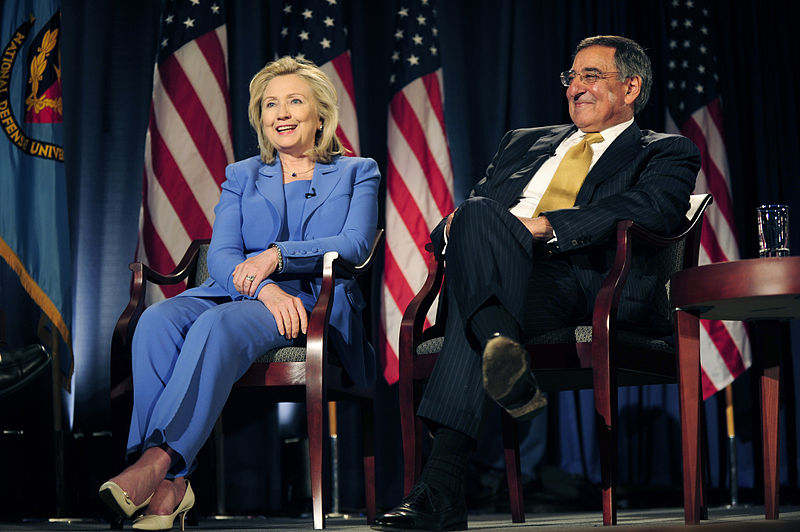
482, 335, 547, 420
371, 482, 467, 531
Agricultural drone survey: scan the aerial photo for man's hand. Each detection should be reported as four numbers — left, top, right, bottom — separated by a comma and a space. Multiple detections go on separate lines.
257, 283, 308, 339
232, 247, 281, 296
516, 215, 554, 240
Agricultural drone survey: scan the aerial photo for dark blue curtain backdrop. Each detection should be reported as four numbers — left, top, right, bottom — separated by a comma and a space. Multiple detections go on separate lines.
0, 0, 792, 510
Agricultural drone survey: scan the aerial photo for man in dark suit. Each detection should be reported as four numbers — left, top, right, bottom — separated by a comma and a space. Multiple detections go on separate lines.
373, 36, 701, 531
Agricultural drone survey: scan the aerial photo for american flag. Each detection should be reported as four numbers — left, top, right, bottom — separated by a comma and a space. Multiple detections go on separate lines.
278, 0, 360, 156
664, 0, 751, 399
381, 0, 455, 383
137, 0, 234, 300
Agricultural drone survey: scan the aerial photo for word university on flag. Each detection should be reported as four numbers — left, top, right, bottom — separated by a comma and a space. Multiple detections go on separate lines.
664, 0, 750, 399
278, 0, 360, 155
137, 0, 234, 301
0, 0, 73, 385
382, 0, 455, 383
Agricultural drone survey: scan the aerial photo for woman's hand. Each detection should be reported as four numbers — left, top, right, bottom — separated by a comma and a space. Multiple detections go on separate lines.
232, 247, 281, 297
257, 283, 308, 339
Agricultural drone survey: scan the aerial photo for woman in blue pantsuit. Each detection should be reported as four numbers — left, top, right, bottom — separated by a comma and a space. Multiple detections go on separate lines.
99, 56, 380, 530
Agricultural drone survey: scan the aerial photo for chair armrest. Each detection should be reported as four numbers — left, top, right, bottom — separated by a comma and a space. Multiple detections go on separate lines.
109, 239, 210, 398
305, 229, 385, 391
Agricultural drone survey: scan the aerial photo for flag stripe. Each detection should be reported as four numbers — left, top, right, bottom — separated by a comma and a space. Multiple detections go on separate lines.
386, 154, 435, 257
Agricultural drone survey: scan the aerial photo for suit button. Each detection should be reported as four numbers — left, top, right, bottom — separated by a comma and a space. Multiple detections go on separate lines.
571, 239, 578, 246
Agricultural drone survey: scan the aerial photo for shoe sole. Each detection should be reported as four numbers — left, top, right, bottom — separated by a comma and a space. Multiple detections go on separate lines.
482, 336, 547, 420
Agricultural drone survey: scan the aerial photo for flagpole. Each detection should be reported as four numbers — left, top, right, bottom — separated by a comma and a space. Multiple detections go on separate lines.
725, 384, 738, 506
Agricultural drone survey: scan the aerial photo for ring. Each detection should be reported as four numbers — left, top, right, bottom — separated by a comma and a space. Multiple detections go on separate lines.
245, 275, 255, 282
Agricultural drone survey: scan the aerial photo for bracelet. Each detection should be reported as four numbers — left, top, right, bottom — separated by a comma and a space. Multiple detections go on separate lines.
270, 244, 284, 273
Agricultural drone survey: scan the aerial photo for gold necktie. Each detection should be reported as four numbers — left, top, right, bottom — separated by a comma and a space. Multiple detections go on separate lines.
534, 132, 604, 216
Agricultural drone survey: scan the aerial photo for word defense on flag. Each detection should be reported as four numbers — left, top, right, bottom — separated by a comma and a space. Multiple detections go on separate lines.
137, 0, 234, 301
278, 0, 360, 155
382, 0, 455, 383
665, 0, 751, 399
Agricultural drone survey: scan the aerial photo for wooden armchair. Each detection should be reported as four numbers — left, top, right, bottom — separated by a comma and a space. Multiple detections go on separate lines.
399, 195, 713, 526
110, 230, 383, 529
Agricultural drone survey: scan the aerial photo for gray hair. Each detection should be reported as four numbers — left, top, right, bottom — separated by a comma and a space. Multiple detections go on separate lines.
574, 36, 652, 114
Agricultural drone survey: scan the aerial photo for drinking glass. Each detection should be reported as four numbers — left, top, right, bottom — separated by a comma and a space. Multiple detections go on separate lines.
757, 204, 790, 257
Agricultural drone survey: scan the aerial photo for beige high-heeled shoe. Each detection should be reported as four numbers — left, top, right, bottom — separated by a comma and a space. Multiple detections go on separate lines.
132, 480, 195, 531
98, 480, 154, 519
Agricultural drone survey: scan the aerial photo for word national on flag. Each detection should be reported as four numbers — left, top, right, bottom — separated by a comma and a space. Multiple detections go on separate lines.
382, 0, 455, 383
137, 0, 234, 302
664, 0, 751, 399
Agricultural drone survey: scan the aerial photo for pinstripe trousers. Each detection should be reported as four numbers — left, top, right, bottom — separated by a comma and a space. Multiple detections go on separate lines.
417, 197, 589, 439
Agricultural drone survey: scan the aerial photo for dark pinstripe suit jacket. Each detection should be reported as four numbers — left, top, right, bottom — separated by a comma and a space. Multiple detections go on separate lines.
432, 122, 701, 333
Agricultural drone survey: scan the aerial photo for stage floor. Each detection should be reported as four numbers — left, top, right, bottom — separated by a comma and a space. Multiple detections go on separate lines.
3, 505, 800, 531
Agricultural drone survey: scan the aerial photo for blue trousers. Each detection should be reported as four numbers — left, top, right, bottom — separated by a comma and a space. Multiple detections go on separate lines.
126, 294, 311, 477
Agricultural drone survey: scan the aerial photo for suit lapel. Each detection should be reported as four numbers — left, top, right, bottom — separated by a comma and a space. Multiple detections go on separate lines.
495, 126, 575, 206
577, 123, 642, 204
301, 161, 341, 226
254, 161, 286, 230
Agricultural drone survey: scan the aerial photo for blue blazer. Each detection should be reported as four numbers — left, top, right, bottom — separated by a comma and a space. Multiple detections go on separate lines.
180, 154, 381, 389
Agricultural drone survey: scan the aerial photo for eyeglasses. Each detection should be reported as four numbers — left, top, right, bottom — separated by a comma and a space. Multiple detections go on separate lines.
560, 70, 622, 87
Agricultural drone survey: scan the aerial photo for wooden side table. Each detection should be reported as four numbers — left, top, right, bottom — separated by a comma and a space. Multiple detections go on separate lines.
671, 257, 800, 524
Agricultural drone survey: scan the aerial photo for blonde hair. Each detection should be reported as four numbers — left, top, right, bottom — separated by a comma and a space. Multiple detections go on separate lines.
248, 56, 345, 164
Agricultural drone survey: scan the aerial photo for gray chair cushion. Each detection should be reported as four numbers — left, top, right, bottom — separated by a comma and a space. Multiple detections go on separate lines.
256, 346, 307, 363
193, 244, 211, 287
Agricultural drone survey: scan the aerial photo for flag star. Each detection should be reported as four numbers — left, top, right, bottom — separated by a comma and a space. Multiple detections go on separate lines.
296, 53, 306, 61
390, 73, 396, 84
701, 26, 708, 34
683, 39, 690, 48
161, 38, 168, 47
343, 27, 348, 35
681, 59, 688, 68
323, 16, 334, 27
695, 84, 704, 93
412, 34, 423, 45
697, 64, 706, 74
713, 73, 719, 81
668, 60, 676, 69
669, 40, 677, 49
702, 8, 708, 16
680, 80, 687, 89
408, 54, 420, 66
417, 15, 427, 25
685, 0, 694, 7
432, 27, 438, 36
183, 17, 195, 28
394, 29, 404, 40
668, 80, 675, 89
165, 14, 174, 23
211, 3, 220, 14
302, 9, 313, 19
190, 0, 200, 5
422, 0, 429, 5
320, 38, 331, 49
281, 26, 288, 37
429, 45, 438, 55
398, 7, 409, 17
299, 30, 309, 41
671, 19, 678, 29
699, 45, 707, 54
327, 0, 337, 5
392, 51, 400, 62
684, 18, 693, 29
283, 4, 292, 14
672, 0, 679, 6
679, 101, 685, 111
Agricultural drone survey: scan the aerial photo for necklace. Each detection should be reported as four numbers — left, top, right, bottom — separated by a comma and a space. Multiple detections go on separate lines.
283, 166, 314, 178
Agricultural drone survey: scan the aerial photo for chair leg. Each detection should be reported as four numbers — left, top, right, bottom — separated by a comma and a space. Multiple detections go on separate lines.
761, 363, 780, 519
676, 310, 702, 525
500, 410, 525, 523
593, 345, 618, 525
400, 376, 418, 496
361, 399, 377, 524
307, 390, 325, 529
